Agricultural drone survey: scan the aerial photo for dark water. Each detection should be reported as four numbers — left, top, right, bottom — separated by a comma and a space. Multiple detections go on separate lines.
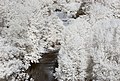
26, 50, 58, 81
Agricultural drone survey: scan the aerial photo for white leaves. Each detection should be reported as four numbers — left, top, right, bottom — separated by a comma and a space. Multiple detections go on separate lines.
55, 0, 120, 81
0, 0, 120, 81
56, 17, 92, 81
0, 0, 63, 80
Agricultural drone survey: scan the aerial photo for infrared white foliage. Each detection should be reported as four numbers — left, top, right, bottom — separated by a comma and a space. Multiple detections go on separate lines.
0, 0, 120, 81
55, 0, 120, 81
0, 0, 63, 80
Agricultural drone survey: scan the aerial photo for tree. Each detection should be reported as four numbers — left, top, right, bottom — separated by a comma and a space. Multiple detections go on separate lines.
0, 0, 63, 80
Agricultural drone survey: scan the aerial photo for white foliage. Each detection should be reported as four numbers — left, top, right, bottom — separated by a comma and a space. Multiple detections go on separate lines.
56, 17, 93, 81
0, 0, 63, 80
55, 0, 120, 81
0, 0, 120, 81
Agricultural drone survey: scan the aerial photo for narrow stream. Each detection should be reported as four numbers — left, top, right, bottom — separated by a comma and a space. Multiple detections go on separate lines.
26, 50, 58, 81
